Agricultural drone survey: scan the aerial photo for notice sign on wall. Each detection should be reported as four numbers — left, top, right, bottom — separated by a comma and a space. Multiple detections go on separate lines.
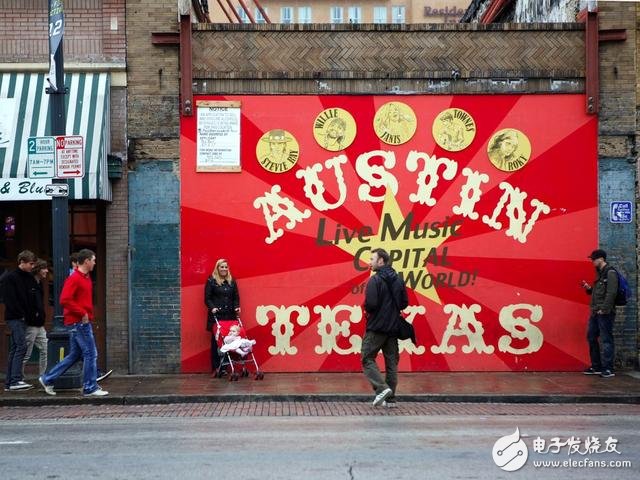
196, 100, 241, 172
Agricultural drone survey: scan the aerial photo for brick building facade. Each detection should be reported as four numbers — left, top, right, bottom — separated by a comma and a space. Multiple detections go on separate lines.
126, 0, 638, 373
0, 0, 128, 373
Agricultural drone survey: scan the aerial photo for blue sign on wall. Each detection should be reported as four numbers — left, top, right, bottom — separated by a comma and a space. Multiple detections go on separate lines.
610, 201, 633, 224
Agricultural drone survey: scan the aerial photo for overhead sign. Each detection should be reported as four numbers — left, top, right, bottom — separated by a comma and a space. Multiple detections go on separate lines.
610, 201, 632, 224
27, 136, 56, 178
45, 183, 69, 197
55, 135, 84, 178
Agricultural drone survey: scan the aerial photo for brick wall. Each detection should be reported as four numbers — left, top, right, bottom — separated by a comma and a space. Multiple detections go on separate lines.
0, 0, 125, 63
128, 162, 181, 374
597, 3, 639, 369
126, 0, 180, 373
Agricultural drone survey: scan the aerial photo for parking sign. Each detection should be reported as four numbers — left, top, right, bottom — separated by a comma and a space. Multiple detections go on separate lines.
27, 136, 56, 178
55, 135, 84, 178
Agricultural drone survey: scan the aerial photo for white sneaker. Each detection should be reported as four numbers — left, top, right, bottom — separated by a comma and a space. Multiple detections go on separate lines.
382, 400, 397, 408
83, 388, 109, 397
372, 388, 393, 407
8, 381, 33, 391
39, 376, 56, 396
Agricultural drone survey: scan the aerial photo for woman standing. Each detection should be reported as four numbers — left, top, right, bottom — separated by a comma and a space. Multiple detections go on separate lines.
204, 259, 240, 374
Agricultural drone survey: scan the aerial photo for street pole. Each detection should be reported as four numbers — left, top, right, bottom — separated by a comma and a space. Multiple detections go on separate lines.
46, 0, 80, 388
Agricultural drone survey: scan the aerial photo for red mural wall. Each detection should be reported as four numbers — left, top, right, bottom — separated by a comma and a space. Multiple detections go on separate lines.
180, 94, 598, 373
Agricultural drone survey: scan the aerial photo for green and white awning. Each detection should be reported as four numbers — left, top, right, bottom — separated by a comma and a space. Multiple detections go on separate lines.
0, 72, 111, 201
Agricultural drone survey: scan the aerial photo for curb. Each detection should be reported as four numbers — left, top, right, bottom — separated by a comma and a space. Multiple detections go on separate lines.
2, 393, 640, 407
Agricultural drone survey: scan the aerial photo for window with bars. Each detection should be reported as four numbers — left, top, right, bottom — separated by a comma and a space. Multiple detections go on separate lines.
236, 6, 249, 23
330, 6, 344, 24
255, 7, 268, 23
373, 6, 387, 24
348, 6, 361, 24
391, 5, 405, 24
298, 6, 312, 23
281, 6, 293, 24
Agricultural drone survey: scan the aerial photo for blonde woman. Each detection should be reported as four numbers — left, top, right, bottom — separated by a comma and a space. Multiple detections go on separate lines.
204, 259, 240, 373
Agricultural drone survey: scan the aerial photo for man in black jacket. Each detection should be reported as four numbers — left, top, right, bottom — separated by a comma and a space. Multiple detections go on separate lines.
362, 248, 409, 407
3, 250, 38, 391
581, 249, 618, 378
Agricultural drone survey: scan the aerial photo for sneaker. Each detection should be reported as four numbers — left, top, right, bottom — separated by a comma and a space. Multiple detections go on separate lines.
8, 381, 33, 391
382, 400, 397, 408
38, 376, 56, 396
583, 367, 602, 375
600, 370, 615, 378
97, 369, 113, 382
372, 388, 393, 407
83, 388, 109, 397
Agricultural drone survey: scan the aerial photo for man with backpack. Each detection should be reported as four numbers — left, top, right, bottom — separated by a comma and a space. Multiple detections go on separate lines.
581, 249, 620, 378
362, 248, 409, 407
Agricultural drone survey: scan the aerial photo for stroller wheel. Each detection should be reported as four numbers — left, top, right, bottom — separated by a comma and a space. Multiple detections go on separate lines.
255, 372, 264, 380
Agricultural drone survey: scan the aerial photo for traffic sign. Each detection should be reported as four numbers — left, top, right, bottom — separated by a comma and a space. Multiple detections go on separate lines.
45, 184, 69, 197
27, 136, 55, 178
55, 135, 84, 178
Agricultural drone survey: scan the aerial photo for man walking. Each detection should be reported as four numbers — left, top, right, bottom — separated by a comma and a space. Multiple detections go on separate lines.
22, 259, 49, 378
362, 248, 408, 407
39, 249, 108, 396
3, 250, 38, 391
581, 249, 618, 378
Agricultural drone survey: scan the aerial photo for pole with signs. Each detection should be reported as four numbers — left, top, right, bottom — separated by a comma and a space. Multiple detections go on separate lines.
46, 0, 80, 388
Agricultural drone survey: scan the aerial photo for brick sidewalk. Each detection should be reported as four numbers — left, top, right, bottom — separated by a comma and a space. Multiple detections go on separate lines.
2, 402, 640, 420
2, 372, 640, 407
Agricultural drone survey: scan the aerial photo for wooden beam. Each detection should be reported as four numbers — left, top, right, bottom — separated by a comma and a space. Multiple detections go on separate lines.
585, 10, 599, 115
180, 14, 193, 117
151, 32, 180, 46
481, 0, 513, 24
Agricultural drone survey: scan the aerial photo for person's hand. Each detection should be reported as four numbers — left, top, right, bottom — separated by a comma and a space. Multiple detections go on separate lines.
597, 310, 604, 315
81, 314, 89, 324
211, 308, 219, 314
235, 307, 241, 314
581, 280, 590, 290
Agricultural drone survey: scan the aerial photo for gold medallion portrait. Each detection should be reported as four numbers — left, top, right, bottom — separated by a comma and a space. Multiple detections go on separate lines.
487, 129, 532, 172
313, 108, 357, 152
432, 108, 476, 152
256, 129, 300, 174
373, 102, 417, 145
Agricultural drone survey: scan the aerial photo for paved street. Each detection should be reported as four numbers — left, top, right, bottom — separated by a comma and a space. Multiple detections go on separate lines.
1, 402, 638, 480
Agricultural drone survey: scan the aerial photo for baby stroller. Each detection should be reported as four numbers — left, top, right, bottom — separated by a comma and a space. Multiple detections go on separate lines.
213, 316, 264, 381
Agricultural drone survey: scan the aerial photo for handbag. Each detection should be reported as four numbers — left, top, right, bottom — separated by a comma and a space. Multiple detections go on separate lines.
380, 276, 416, 343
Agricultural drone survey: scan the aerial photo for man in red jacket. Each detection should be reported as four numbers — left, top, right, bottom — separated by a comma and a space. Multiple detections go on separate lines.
39, 249, 108, 396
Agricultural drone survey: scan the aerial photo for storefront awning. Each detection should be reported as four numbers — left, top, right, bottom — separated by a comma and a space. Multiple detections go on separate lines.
0, 72, 111, 201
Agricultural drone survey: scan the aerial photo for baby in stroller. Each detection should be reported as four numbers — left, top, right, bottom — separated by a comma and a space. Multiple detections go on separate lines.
221, 324, 256, 357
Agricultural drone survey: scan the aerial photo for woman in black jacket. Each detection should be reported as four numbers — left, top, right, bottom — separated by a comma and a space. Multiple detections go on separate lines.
204, 258, 240, 374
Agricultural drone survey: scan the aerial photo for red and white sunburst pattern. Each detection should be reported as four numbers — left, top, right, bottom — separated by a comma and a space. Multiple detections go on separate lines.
180, 94, 597, 373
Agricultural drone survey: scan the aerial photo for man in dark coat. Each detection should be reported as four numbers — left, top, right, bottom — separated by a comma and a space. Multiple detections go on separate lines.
362, 248, 408, 407
3, 250, 38, 391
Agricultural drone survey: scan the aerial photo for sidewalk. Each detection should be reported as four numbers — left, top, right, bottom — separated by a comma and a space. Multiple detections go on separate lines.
2, 371, 640, 406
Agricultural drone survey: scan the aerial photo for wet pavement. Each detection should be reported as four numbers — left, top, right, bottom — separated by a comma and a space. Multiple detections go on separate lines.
1, 371, 640, 406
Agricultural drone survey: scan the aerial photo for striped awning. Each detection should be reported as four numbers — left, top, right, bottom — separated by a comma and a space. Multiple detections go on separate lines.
0, 72, 111, 201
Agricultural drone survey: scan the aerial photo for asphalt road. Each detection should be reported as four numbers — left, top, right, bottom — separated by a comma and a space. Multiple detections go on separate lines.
0, 403, 638, 480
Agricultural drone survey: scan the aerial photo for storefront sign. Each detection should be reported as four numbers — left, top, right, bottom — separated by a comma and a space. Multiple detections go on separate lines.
0, 178, 52, 200
180, 94, 598, 373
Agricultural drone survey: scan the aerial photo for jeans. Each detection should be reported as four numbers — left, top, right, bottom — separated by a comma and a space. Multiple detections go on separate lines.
361, 330, 399, 398
42, 322, 99, 394
22, 326, 48, 377
587, 312, 615, 371
5, 319, 27, 388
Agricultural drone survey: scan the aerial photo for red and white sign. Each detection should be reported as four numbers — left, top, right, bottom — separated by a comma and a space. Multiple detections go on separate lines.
55, 135, 84, 178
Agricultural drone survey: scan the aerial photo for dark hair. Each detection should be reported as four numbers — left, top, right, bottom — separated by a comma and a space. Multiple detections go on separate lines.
17, 250, 36, 264
77, 249, 95, 265
70, 252, 79, 266
32, 259, 48, 276
371, 248, 390, 265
